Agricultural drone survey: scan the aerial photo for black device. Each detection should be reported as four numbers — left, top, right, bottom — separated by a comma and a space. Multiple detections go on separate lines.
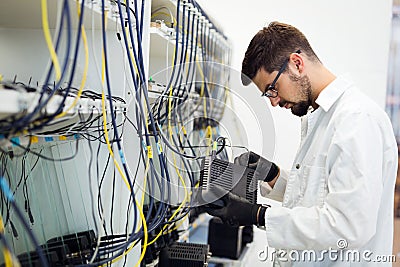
198, 156, 258, 207
158, 242, 210, 267
2, 230, 96, 267
207, 217, 245, 260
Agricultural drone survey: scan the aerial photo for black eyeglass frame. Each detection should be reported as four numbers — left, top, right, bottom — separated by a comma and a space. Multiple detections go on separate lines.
261, 50, 301, 98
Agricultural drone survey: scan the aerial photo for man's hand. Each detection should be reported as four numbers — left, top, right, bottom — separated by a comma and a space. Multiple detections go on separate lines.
234, 151, 279, 182
203, 186, 267, 227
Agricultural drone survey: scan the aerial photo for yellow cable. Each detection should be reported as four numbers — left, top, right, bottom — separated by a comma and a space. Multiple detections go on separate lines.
167, 85, 189, 216
0, 215, 11, 267
101, 10, 109, 85
100, 11, 147, 265
0, 216, 4, 234
0, 215, 19, 267
164, 185, 196, 234
140, 89, 151, 209
103, 84, 152, 267
206, 125, 212, 140
100, 84, 148, 267
124, 25, 140, 77
205, 125, 212, 155
195, 61, 207, 118
3, 247, 12, 267
146, 88, 189, 247
41, 0, 61, 81
56, 2, 89, 118
101, 94, 129, 188
165, 213, 189, 234
171, 42, 176, 70
150, 11, 185, 33
151, 12, 177, 26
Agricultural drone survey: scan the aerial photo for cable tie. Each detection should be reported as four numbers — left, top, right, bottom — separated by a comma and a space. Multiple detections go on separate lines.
147, 146, 153, 159
74, 134, 80, 139
156, 142, 163, 154
45, 137, 53, 142
142, 141, 147, 151
119, 150, 126, 164
0, 177, 14, 202
182, 126, 187, 135
212, 141, 218, 151
11, 137, 20, 146
59, 136, 67, 141
30, 136, 39, 144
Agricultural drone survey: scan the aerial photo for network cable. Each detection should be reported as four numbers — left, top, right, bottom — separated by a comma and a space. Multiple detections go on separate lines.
0, 176, 49, 267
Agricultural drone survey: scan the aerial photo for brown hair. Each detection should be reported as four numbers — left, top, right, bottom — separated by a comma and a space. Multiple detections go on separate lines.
241, 21, 320, 85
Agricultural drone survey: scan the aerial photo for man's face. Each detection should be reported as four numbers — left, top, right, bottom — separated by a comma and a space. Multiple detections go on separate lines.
252, 67, 312, 117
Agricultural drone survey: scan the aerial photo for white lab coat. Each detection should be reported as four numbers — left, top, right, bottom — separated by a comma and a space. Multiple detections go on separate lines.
262, 75, 398, 266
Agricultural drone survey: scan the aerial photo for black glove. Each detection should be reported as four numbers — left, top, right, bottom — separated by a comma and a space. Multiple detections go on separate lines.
234, 151, 279, 182
203, 186, 267, 227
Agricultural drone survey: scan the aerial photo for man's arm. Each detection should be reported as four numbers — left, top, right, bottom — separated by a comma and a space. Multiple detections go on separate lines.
265, 112, 388, 250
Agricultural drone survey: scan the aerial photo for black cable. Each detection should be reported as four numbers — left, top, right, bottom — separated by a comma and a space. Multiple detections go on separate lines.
156, 0, 181, 125
82, 2, 141, 264
0, 174, 49, 267
85, 131, 103, 263
95, 115, 109, 236
119, 2, 136, 19
11, 0, 72, 134
32, 0, 86, 131
185, 9, 198, 91
170, 3, 189, 109
110, 167, 116, 237
97, 146, 111, 236
216, 136, 226, 155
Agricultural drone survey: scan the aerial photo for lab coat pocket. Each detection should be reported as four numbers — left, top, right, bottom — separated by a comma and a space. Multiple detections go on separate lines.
298, 165, 327, 207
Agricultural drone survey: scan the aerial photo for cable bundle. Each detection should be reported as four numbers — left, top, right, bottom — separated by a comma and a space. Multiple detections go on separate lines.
0, 0, 234, 266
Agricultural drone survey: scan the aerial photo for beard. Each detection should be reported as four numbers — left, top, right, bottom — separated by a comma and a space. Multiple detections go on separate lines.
291, 101, 310, 116
288, 71, 312, 117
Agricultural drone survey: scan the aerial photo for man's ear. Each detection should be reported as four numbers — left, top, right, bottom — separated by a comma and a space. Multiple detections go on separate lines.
290, 52, 304, 74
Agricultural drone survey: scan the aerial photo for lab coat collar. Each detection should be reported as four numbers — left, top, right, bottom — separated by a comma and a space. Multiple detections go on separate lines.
315, 74, 353, 112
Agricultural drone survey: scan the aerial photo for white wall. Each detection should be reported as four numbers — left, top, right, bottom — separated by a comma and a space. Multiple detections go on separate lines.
198, 0, 393, 170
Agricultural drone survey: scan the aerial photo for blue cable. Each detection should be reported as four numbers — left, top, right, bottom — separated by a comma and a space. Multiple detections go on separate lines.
156, 0, 181, 125
48, 0, 87, 117
123, 0, 171, 228
125, 0, 172, 210
0, 176, 49, 267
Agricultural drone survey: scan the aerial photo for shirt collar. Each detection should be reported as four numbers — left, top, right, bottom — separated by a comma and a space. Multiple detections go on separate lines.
315, 74, 353, 112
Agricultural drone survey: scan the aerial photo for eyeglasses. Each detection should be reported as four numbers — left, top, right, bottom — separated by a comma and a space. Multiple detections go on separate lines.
261, 50, 301, 98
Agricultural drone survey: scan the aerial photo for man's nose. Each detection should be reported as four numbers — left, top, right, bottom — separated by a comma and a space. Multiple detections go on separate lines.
269, 96, 280, 107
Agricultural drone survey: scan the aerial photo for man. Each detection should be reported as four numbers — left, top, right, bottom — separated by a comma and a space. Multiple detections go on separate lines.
205, 22, 398, 266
